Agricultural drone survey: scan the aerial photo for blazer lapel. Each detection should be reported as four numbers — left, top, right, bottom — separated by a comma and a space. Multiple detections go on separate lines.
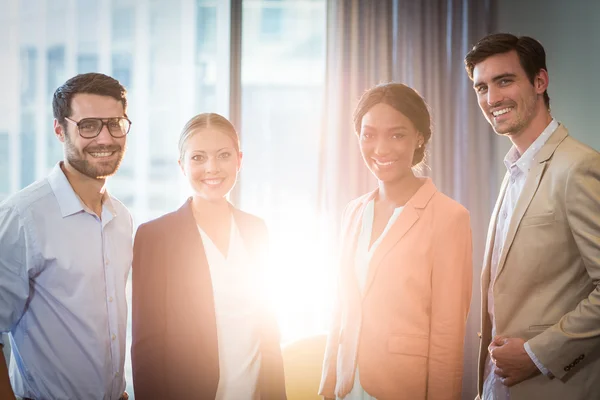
175, 198, 209, 277
482, 172, 510, 291
342, 196, 372, 262
170, 199, 220, 370
339, 192, 375, 286
362, 178, 437, 300
494, 126, 569, 281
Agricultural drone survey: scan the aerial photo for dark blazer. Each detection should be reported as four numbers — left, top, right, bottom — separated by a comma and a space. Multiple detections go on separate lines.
131, 198, 286, 400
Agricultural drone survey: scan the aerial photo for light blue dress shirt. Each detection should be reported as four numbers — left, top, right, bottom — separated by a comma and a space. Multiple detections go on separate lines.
0, 163, 133, 400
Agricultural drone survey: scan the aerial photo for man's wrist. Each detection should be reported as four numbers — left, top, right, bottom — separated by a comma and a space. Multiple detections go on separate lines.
524, 341, 553, 377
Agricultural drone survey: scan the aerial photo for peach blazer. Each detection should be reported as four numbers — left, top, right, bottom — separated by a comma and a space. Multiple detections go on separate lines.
319, 178, 473, 400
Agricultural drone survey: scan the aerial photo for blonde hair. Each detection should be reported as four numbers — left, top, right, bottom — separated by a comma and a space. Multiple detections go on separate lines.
178, 113, 240, 160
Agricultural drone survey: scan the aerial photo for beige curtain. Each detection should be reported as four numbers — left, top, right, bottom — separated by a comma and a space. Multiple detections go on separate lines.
318, 0, 497, 398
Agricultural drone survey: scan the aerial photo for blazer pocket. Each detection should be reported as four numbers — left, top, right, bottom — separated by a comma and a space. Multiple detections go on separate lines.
528, 324, 555, 331
520, 212, 555, 227
388, 334, 429, 358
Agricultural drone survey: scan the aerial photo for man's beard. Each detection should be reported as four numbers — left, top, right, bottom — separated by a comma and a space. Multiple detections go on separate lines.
64, 135, 125, 179
490, 94, 537, 136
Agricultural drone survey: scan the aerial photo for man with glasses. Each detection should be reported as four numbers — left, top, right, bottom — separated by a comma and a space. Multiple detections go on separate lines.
0, 73, 133, 399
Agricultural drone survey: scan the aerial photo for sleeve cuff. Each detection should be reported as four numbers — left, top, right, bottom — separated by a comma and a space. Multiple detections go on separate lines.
524, 341, 553, 378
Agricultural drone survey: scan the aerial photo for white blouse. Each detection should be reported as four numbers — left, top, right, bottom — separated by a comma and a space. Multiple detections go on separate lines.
198, 217, 262, 400
340, 199, 404, 400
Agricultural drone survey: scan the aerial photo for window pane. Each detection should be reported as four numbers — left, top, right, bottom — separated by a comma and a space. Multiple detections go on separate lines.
20, 47, 37, 188
47, 46, 66, 169
20, 110, 36, 188
240, 0, 328, 342
77, 54, 98, 73
0, 133, 9, 195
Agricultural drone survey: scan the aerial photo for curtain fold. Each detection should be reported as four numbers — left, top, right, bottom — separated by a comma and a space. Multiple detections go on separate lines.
318, 1, 497, 397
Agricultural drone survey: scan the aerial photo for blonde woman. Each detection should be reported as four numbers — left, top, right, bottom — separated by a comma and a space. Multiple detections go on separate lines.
131, 113, 286, 399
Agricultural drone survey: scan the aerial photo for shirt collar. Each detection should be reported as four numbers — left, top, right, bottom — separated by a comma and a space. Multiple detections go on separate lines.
504, 118, 559, 174
47, 162, 116, 218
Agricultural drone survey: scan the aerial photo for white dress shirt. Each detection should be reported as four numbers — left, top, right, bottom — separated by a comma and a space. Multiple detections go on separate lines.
198, 217, 262, 400
483, 119, 559, 400
339, 199, 404, 400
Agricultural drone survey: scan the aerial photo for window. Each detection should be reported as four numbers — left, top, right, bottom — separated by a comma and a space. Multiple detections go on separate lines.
259, 0, 283, 39
77, 54, 98, 73
112, 5, 135, 42
47, 46, 66, 169
20, 47, 37, 107
112, 53, 133, 96
19, 47, 37, 188
19, 111, 36, 188
2, 0, 327, 396
0, 133, 9, 194
241, 0, 328, 342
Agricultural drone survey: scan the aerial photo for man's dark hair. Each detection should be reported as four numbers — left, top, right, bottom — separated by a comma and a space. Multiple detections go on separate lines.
52, 73, 128, 127
465, 33, 550, 108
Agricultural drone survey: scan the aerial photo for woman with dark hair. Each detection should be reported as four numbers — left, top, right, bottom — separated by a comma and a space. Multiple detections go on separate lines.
131, 113, 286, 399
319, 83, 473, 400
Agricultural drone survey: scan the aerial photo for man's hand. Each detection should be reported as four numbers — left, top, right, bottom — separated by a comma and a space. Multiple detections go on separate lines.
0, 351, 15, 400
489, 336, 540, 386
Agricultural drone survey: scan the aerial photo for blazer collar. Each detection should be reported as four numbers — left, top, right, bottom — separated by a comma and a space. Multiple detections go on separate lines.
357, 177, 438, 299
493, 125, 569, 282
175, 197, 261, 256
360, 177, 437, 210
534, 123, 568, 164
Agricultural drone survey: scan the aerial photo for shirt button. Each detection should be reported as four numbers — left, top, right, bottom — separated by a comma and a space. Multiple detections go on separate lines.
105, 259, 109, 266
112, 334, 116, 341
108, 296, 113, 302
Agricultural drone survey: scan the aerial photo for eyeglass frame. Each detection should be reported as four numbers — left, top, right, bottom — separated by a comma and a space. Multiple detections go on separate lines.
64, 116, 132, 138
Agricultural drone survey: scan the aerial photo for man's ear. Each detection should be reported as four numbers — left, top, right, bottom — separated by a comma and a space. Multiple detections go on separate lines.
54, 119, 66, 143
535, 69, 549, 95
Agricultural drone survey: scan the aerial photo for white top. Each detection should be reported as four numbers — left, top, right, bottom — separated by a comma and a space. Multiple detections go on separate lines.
340, 199, 404, 400
198, 217, 262, 400
483, 119, 558, 400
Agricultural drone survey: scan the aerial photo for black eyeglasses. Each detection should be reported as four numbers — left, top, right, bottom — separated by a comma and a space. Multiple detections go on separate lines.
64, 117, 132, 138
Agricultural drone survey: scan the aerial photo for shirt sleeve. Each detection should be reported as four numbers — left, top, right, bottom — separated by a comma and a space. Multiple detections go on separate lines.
0, 205, 35, 339
524, 341, 553, 377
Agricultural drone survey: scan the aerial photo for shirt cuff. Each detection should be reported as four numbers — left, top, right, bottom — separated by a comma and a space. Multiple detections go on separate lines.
524, 341, 553, 378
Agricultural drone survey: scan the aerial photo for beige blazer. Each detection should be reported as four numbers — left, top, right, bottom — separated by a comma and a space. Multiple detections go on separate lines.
319, 178, 473, 400
477, 125, 600, 400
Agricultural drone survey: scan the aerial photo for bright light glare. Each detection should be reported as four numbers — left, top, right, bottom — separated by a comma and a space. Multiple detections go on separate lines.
262, 204, 338, 344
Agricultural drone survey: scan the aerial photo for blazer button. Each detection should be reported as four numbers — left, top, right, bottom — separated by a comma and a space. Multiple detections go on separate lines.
477, 332, 482, 338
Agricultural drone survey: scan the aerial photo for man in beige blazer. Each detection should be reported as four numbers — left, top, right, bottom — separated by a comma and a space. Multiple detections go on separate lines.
464, 33, 600, 400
